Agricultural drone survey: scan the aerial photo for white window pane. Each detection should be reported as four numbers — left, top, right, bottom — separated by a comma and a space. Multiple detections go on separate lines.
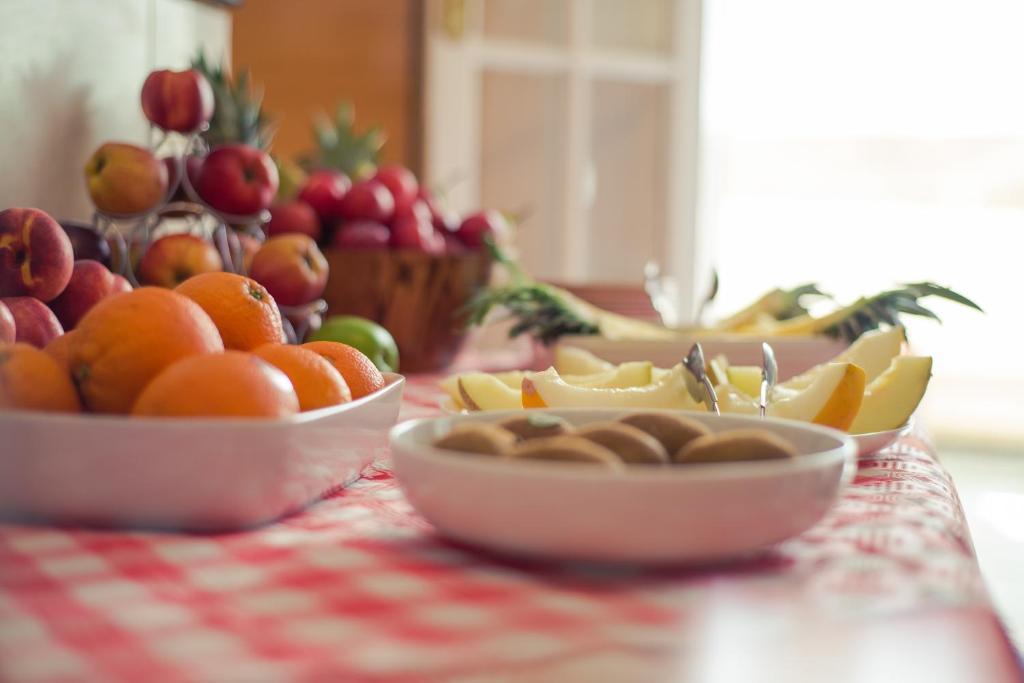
483, 0, 569, 46
587, 80, 669, 282
701, 0, 1024, 443
480, 70, 568, 280
590, 0, 674, 55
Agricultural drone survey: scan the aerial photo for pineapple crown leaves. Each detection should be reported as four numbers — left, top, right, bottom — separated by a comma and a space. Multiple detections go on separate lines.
463, 283, 598, 346
191, 52, 273, 150
299, 103, 385, 179
825, 281, 982, 342
776, 282, 834, 321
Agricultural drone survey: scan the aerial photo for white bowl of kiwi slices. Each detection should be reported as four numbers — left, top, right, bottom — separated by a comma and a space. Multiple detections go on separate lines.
389, 409, 856, 565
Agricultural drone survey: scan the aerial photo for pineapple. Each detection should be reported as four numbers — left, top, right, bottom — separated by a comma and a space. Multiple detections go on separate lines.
191, 52, 273, 150
299, 103, 384, 179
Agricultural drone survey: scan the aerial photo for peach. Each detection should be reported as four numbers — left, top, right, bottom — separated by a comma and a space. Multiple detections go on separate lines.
137, 234, 222, 288
85, 142, 168, 215
49, 260, 132, 330
0, 208, 74, 302
2, 296, 63, 348
249, 234, 328, 306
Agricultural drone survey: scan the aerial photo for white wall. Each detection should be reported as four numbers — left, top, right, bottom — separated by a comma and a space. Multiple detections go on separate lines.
0, 0, 230, 223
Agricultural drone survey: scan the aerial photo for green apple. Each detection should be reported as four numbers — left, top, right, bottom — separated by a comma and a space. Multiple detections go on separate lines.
307, 315, 399, 372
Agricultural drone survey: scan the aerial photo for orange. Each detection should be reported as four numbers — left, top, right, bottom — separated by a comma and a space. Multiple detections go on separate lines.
69, 287, 224, 413
253, 343, 351, 411
43, 330, 76, 373
175, 272, 285, 351
301, 341, 385, 400
0, 343, 81, 412
132, 351, 299, 418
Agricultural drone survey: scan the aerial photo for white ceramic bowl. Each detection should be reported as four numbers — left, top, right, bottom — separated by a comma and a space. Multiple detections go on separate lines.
0, 373, 405, 531
852, 421, 911, 456
391, 409, 855, 565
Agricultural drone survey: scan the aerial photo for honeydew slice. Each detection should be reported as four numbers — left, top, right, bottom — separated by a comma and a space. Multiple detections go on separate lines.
719, 362, 866, 431
522, 365, 702, 410
849, 356, 932, 434
553, 346, 614, 376
563, 361, 653, 389
783, 326, 903, 390
457, 373, 523, 411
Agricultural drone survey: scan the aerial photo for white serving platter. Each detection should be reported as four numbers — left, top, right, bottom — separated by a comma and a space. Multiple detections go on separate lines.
0, 373, 405, 531
391, 408, 856, 565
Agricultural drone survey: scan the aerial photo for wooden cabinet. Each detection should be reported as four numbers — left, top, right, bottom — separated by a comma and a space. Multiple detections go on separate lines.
231, 0, 423, 172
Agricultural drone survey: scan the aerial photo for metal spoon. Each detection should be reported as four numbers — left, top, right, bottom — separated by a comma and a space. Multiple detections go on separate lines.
684, 342, 719, 415
760, 342, 777, 418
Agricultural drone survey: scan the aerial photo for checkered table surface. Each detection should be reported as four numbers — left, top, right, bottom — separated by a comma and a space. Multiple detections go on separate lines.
1, 376, 1021, 682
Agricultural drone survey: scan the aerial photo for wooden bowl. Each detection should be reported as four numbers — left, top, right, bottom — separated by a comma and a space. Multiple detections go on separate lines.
321, 249, 492, 372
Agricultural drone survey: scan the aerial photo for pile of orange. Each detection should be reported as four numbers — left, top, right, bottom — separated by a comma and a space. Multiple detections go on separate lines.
0, 272, 387, 418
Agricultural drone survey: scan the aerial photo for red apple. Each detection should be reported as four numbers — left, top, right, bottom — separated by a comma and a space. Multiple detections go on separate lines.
339, 180, 394, 224
391, 213, 444, 254
141, 68, 214, 133
0, 300, 15, 343
442, 232, 467, 255
333, 221, 391, 250
137, 233, 222, 288
2, 297, 63, 348
266, 201, 321, 241
373, 165, 418, 215
417, 188, 456, 232
49, 260, 132, 330
457, 210, 509, 249
85, 142, 169, 215
0, 208, 74, 302
59, 220, 112, 266
297, 170, 351, 221
194, 144, 279, 216
249, 234, 328, 306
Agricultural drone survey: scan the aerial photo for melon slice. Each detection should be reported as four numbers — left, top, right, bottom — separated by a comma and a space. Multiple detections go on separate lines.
719, 362, 866, 431
553, 346, 614, 376
522, 365, 701, 410
564, 361, 653, 389
783, 326, 903, 389
457, 373, 523, 411
849, 356, 932, 434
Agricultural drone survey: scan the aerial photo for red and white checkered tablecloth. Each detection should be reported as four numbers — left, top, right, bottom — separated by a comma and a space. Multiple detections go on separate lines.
1, 376, 1021, 683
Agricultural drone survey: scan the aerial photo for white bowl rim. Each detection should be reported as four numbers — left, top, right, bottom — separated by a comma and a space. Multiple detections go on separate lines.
850, 420, 912, 439
0, 372, 405, 429
390, 408, 856, 483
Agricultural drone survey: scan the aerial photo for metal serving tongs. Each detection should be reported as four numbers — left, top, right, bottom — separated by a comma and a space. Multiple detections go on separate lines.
759, 342, 777, 418
684, 342, 720, 415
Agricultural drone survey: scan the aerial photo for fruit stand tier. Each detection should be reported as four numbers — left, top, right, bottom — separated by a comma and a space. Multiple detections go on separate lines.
0, 373, 1021, 683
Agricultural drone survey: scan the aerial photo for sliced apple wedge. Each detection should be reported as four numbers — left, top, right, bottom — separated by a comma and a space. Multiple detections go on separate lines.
719, 362, 866, 431
458, 373, 523, 411
783, 326, 903, 390
849, 356, 932, 434
564, 361, 653, 389
522, 365, 702, 410
553, 345, 614, 376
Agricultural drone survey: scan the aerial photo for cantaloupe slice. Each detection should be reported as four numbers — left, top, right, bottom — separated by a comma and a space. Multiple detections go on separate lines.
719, 362, 866, 431
783, 326, 903, 389
522, 365, 701, 410
849, 356, 932, 434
